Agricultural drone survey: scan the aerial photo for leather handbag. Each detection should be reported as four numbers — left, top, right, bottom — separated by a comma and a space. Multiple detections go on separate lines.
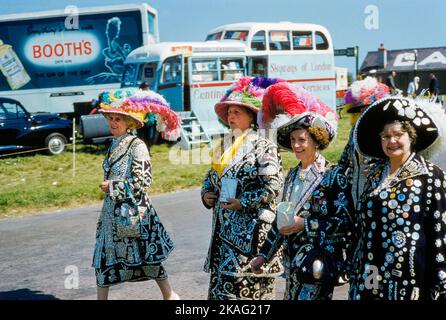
296, 227, 344, 287
296, 245, 342, 286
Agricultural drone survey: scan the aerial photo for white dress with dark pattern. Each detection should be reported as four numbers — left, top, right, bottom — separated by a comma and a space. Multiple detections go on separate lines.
92, 134, 174, 287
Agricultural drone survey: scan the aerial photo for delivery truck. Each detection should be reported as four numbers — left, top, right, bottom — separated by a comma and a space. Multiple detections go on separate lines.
0, 3, 159, 117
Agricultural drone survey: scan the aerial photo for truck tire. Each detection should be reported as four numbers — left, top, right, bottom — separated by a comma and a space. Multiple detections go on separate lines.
45, 133, 67, 155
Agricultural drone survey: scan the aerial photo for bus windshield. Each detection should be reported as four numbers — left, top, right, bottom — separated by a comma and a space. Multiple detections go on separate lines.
121, 62, 157, 88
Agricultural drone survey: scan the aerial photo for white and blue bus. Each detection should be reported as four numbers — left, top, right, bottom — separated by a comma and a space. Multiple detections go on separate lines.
0, 3, 158, 117
121, 22, 336, 147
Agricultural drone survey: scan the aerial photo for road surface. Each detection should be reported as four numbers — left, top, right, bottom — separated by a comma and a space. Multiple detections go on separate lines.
0, 153, 444, 300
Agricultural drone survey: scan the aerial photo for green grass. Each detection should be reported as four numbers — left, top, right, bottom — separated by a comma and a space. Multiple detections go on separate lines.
0, 113, 351, 219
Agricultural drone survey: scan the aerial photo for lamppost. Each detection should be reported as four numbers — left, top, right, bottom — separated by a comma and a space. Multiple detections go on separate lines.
414, 49, 418, 77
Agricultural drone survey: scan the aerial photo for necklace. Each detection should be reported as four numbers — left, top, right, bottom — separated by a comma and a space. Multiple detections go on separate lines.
299, 167, 311, 181
108, 135, 131, 160
381, 163, 401, 188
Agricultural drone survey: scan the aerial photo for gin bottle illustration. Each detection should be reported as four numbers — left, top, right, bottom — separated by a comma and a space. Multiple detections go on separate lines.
0, 39, 31, 90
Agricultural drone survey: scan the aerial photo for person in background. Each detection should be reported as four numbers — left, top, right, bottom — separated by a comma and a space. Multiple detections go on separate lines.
137, 81, 158, 147
386, 70, 400, 94
428, 72, 440, 103
339, 77, 391, 210
406, 76, 420, 98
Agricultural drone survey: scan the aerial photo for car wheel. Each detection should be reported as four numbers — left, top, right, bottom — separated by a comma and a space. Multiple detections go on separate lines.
45, 133, 67, 155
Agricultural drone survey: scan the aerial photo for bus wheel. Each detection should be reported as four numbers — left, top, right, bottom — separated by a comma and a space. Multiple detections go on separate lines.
45, 133, 67, 155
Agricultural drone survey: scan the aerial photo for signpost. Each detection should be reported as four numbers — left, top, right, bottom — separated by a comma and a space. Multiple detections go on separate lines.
335, 46, 359, 79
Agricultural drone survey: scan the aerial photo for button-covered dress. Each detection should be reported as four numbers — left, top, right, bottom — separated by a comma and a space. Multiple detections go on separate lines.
92, 133, 174, 287
349, 153, 446, 300
260, 156, 353, 300
201, 130, 283, 300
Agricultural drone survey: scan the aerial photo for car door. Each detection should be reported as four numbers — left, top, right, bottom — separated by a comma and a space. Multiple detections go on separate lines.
0, 100, 29, 147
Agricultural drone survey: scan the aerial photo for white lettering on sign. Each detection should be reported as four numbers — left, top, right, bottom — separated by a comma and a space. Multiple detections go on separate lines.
24, 32, 100, 66
394, 53, 414, 67
394, 51, 446, 67
418, 51, 446, 66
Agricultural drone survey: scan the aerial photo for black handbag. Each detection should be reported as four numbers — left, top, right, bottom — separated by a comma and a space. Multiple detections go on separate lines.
296, 229, 344, 287
296, 245, 342, 286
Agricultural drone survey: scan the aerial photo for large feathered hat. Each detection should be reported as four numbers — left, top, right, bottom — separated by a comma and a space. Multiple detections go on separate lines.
214, 76, 284, 126
260, 82, 338, 150
99, 89, 182, 140
343, 76, 390, 113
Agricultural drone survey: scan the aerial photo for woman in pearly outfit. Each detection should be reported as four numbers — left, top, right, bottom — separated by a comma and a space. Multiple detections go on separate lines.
201, 77, 284, 300
349, 96, 446, 300
251, 83, 350, 300
92, 89, 181, 300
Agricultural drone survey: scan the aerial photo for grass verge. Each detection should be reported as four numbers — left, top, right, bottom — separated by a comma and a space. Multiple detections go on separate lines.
0, 112, 350, 219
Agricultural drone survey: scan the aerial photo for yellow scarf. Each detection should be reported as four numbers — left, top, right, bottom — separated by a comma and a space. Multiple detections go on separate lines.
212, 131, 249, 177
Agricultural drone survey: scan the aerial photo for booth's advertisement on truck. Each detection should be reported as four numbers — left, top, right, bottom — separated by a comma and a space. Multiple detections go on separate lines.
0, 10, 145, 114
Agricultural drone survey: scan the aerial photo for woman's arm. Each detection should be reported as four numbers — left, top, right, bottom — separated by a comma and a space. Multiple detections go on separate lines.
201, 169, 218, 209
426, 166, 446, 299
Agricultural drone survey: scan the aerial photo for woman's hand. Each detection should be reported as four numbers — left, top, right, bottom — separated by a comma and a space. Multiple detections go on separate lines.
250, 256, 266, 274
279, 216, 305, 236
203, 192, 218, 207
220, 198, 242, 211
99, 180, 110, 193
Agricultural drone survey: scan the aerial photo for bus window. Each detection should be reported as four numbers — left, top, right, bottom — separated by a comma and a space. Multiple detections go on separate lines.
161, 57, 182, 83
249, 57, 267, 77
191, 59, 218, 82
141, 63, 156, 87
220, 58, 244, 81
121, 64, 138, 87
269, 31, 291, 51
251, 31, 266, 51
315, 31, 329, 50
148, 12, 156, 37
206, 32, 222, 41
292, 31, 313, 50
224, 31, 248, 41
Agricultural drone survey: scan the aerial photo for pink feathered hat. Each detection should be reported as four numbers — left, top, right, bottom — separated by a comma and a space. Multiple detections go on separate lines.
343, 76, 390, 113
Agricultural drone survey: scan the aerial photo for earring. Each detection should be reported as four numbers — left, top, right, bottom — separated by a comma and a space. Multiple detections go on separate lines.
126, 128, 131, 133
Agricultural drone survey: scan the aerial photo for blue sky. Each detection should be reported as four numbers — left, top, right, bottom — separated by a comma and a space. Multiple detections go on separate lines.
1, 0, 445, 75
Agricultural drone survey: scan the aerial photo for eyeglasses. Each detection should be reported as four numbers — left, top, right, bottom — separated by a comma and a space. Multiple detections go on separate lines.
379, 131, 407, 141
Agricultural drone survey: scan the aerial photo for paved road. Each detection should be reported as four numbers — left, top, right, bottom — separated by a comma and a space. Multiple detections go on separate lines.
0, 188, 349, 300
0, 153, 444, 300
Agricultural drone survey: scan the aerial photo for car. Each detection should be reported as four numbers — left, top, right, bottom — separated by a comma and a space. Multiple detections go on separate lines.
0, 97, 72, 156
